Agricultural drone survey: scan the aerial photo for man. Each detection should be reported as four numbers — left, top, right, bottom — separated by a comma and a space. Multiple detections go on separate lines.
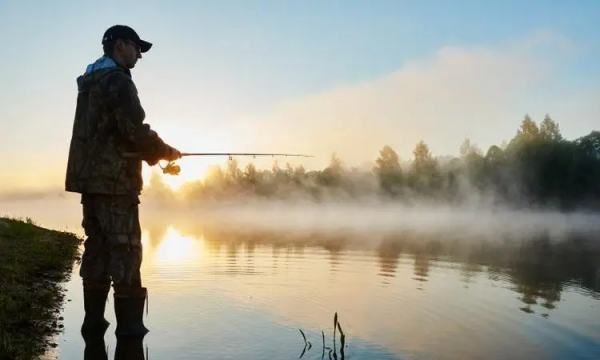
66, 25, 180, 337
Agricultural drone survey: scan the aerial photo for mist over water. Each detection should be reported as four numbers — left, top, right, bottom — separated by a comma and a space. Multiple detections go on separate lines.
159, 200, 600, 240
3, 192, 600, 243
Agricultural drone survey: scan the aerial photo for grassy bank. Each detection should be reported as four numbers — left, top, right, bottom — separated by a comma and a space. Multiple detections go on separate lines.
0, 217, 81, 360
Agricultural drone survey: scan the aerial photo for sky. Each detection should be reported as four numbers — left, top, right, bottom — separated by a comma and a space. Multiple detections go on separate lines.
0, 1, 599, 193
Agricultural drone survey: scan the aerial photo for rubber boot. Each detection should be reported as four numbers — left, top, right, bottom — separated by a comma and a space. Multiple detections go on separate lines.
114, 287, 149, 337
81, 282, 110, 337
115, 335, 146, 360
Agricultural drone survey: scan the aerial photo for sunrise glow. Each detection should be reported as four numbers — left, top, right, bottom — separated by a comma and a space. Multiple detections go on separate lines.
153, 226, 204, 266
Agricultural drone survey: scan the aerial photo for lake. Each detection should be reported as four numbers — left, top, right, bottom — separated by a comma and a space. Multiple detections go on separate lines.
2, 195, 599, 359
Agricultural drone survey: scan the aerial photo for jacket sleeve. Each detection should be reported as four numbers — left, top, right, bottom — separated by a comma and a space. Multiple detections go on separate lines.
106, 71, 171, 164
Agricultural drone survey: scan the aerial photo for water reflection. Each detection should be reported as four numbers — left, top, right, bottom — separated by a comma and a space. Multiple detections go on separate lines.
83, 335, 146, 360
152, 227, 203, 266
35, 208, 597, 359
114, 336, 146, 360
413, 254, 430, 284
460, 262, 482, 287
83, 335, 107, 360
377, 237, 402, 278
146, 219, 600, 314
325, 238, 345, 273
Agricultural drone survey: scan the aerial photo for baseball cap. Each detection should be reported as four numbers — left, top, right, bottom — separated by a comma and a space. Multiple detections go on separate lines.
102, 25, 152, 53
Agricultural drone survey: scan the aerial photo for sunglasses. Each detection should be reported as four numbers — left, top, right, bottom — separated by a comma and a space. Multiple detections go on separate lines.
125, 39, 141, 53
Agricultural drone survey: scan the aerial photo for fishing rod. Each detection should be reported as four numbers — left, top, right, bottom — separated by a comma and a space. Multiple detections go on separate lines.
181, 152, 313, 158
163, 152, 314, 175
123, 151, 313, 175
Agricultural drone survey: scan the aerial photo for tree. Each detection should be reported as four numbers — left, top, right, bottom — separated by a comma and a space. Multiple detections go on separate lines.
205, 165, 224, 185
284, 162, 295, 179
292, 164, 306, 184
203, 165, 226, 198
572, 131, 600, 204
226, 158, 242, 184
484, 145, 506, 192
411, 141, 439, 192
459, 138, 482, 158
540, 114, 562, 142
319, 153, 345, 186
328, 153, 343, 174
374, 145, 403, 195
413, 141, 435, 174
511, 114, 540, 147
519, 114, 540, 140
376, 145, 401, 170
485, 145, 504, 163
576, 131, 600, 159
271, 160, 291, 184
458, 139, 484, 188
243, 163, 258, 185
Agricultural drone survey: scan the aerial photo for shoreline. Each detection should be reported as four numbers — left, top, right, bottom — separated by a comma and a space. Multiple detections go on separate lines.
0, 217, 81, 359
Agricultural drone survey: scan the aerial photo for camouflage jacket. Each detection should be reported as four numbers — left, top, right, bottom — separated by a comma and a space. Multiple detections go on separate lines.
66, 56, 171, 195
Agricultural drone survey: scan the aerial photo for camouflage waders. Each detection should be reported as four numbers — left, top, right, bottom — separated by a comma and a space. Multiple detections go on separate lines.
79, 193, 149, 337
80, 193, 143, 288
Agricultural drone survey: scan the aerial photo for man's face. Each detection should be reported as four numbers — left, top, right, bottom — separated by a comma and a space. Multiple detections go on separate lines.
115, 39, 142, 69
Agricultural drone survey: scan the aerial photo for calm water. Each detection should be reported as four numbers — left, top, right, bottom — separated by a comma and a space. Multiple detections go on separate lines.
3, 196, 600, 359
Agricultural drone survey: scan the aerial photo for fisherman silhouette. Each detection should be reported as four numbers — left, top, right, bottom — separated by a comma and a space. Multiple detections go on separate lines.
66, 24, 181, 340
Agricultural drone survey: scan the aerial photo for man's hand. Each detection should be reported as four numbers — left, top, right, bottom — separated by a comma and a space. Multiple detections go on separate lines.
165, 146, 182, 161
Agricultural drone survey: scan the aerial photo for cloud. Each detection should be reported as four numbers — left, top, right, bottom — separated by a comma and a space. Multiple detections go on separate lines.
245, 30, 582, 168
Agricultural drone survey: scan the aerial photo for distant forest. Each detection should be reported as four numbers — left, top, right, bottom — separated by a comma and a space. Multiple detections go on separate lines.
148, 115, 600, 209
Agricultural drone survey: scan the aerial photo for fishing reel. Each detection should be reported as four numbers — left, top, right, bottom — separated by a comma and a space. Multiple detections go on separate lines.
160, 161, 181, 176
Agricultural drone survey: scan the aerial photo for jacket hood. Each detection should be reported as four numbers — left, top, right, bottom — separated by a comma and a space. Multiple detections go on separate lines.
77, 56, 119, 92
85, 56, 117, 74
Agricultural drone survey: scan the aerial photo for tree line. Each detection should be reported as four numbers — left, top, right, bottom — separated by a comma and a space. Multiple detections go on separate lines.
149, 115, 600, 209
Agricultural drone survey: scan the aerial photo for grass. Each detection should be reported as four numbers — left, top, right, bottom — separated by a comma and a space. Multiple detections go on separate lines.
299, 312, 347, 360
0, 217, 82, 360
